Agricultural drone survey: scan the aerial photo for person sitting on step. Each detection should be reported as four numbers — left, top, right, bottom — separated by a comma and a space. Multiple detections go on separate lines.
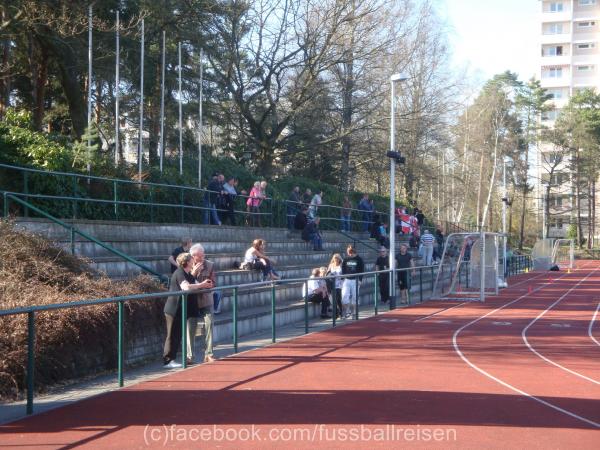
241, 239, 280, 281
304, 267, 332, 319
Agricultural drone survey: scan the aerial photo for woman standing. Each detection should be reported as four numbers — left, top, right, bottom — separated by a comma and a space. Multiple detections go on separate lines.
327, 253, 344, 318
243, 239, 280, 281
246, 181, 262, 226
163, 253, 209, 368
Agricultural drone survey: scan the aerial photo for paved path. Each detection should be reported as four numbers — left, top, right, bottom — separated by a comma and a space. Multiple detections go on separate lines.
1, 264, 599, 448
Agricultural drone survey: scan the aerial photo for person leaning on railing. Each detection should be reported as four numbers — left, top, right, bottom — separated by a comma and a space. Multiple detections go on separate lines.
341, 196, 352, 232
287, 186, 301, 230
163, 252, 209, 368
189, 243, 218, 363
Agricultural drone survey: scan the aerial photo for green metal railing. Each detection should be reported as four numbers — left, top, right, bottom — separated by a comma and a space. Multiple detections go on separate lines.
1, 162, 433, 232
2, 193, 168, 283
0, 264, 444, 416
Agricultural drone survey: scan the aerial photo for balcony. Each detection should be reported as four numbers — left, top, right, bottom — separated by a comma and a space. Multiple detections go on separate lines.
541, 11, 572, 23
540, 33, 571, 45
572, 53, 598, 64
540, 55, 572, 65
540, 77, 571, 88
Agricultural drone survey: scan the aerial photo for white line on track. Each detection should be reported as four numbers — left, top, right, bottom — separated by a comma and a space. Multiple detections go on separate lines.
590, 302, 600, 348
414, 271, 550, 323
452, 267, 600, 429
522, 269, 600, 385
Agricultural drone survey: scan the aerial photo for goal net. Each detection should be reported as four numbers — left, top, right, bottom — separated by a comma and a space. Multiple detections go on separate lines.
432, 232, 504, 302
532, 238, 574, 270
552, 239, 574, 269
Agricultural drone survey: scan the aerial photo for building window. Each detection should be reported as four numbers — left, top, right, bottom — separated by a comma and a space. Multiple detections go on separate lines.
548, 23, 564, 34
577, 43, 595, 49
550, 2, 564, 11
579, 0, 596, 5
577, 21, 597, 28
544, 46, 564, 56
549, 195, 563, 207
548, 89, 563, 99
576, 65, 594, 71
550, 218, 564, 229
544, 67, 563, 78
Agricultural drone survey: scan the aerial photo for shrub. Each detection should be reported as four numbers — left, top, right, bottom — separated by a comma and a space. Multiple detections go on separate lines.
0, 220, 165, 400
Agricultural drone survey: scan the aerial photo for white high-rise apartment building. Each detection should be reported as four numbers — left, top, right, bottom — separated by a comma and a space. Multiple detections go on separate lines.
537, 0, 600, 238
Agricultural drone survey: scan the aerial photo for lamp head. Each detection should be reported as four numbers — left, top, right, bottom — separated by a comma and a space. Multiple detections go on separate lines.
390, 73, 408, 82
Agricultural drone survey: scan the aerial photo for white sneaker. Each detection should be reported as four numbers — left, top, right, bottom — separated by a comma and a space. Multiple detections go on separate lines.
165, 360, 182, 369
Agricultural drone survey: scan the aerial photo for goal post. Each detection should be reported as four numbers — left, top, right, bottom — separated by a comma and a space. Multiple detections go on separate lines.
532, 238, 574, 270
432, 232, 505, 302
552, 238, 575, 269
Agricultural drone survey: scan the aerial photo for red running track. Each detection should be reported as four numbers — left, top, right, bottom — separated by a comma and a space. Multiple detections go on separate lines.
1, 263, 600, 449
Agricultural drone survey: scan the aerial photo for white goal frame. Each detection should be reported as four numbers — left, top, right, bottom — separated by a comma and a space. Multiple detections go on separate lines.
552, 238, 575, 269
431, 232, 506, 303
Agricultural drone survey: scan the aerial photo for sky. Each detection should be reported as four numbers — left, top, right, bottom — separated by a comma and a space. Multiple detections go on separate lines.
438, 0, 540, 85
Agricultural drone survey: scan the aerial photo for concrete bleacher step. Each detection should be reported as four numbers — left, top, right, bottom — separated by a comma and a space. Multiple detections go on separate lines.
13, 217, 431, 348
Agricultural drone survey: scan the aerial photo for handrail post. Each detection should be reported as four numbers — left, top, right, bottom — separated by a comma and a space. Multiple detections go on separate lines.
419, 268, 423, 303
374, 272, 379, 315
3, 192, 9, 217
26, 311, 35, 415
271, 283, 276, 343
232, 287, 238, 353
118, 300, 124, 387
354, 276, 359, 320
304, 282, 309, 334
332, 279, 337, 327
70, 227, 75, 255
71, 177, 77, 219
113, 181, 118, 220
181, 294, 187, 368
150, 186, 154, 223
23, 171, 29, 218
180, 188, 184, 223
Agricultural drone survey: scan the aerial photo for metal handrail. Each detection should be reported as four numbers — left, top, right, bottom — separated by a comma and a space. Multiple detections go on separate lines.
2, 193, 168, 283
1, 262, 443, 416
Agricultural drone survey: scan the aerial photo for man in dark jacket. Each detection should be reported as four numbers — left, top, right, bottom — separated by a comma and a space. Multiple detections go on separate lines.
341, 245, 365, 319
287, 186, 301, 229
204, 172, 223, 225
294, 206, 309, 231
302, 216, 323, 251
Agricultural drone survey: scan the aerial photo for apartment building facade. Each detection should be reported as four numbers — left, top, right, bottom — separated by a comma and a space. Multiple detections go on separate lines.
537, 0, 600, 238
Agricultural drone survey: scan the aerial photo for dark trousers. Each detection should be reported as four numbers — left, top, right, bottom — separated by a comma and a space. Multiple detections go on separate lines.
163, 313, 181, 364
220, 203, 236, 226
333, 287, 342, 317
308, 292, 331, 316
379, 273, 390, 302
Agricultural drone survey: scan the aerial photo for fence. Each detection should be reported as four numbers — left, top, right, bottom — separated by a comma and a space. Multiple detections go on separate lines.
1, 265, 442, 416
1, 162, 453, 233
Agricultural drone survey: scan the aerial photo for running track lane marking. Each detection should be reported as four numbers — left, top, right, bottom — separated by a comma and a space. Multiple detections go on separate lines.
414, 272, 549, 323
522, 268, 600, 385
590, 301, 600, 348
452, 268, 600, 429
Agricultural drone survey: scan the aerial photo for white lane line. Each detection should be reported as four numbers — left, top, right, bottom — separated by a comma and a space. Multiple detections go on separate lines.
590, 302, 600, 348
452, 269, 600, 429
522, 269, 600, 385
414, 272, 548, 323
414, 303, 466, 322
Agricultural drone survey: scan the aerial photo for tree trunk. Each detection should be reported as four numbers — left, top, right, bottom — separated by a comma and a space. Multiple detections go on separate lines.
32, 41, 49, 131
545, 184, 551, 239
0, 10, 10, 119
519, 186, 527, 250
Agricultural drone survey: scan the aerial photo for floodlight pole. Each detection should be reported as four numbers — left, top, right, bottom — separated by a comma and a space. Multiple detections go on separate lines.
389, 73, 407, 308
502, 157, 507, 279
178, 41, 183, 176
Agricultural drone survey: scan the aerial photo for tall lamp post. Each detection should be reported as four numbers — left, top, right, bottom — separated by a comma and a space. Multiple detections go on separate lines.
387, 73, 408, 309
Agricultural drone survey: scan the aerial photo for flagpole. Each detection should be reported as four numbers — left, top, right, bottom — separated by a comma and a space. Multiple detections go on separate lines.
138, 18, 144, 181
159, 30, 166, 173
87, 4, 92, 175
114, 9, 120, 165
178, 41, 183, 176
198, 48, 203, 187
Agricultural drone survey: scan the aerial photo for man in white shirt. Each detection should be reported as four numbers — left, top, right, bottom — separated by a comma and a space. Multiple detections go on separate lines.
420, 229, 435, 266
